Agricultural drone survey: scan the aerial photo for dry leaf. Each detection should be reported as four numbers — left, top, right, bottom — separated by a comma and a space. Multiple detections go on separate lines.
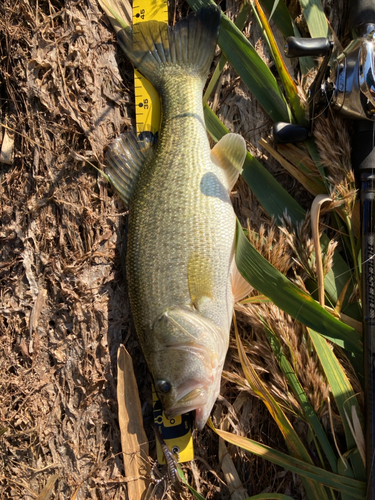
311, 194, 332, 306
0, 127, 14, 165
36, 474, 59, 500
117, 344, 151, 499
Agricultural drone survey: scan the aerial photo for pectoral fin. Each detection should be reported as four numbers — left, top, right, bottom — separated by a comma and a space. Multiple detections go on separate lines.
105, 131, 155, 207
188, 252, 214, 309
210, 133, 246, 191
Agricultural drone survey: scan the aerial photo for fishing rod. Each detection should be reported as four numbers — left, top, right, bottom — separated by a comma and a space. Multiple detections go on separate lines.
273, 0, 375, 496
349, 2, 375, 495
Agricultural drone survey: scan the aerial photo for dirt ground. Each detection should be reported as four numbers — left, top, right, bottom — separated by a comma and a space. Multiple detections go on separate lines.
0, 0, 350, 499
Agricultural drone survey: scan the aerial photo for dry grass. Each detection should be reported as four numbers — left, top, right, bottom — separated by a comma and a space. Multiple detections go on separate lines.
0, 0, 357, 499
314, 109, 357, 218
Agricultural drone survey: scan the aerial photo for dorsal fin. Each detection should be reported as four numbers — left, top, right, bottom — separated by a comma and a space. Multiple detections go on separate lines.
105, 131, 155, 207
210, 133, 246, 190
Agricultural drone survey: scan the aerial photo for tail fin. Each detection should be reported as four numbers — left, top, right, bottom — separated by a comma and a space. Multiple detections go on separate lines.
117, 6, 221, 91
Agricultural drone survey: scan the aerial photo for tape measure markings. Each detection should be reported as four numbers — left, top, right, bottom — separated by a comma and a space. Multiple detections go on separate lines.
133, 0, 194, 465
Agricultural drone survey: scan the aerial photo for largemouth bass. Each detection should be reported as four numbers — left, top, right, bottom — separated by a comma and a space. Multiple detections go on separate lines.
105, 5, 247, 430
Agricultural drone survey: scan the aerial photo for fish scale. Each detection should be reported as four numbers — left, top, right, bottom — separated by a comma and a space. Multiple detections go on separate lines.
128, 147, 234, 331
105, 5, 247, 430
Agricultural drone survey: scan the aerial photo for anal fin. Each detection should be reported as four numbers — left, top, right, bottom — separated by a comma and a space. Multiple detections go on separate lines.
231, 260, 253, 303
210, 133, 246, 191
105, 131, 155, 207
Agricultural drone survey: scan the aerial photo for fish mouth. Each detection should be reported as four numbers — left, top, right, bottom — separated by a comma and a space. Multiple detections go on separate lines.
164, 378, 211, 419
160, 344, 222, 429
167, 399, 212, 431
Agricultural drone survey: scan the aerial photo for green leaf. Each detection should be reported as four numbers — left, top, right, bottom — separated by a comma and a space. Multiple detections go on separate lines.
260, 0, 294, 36
322, 248, 353, 308
268, 0, 281, 22
177, 466, 206, 499
251, 0, 306, 124
234, 322, 329, 499
235, 221, 363, 356
187, 0, 292, 123
208, 421, 366, 498
298, 0, 329, 38
308, 329, 366, 479
203, 2, 251, 105
258, 139, 325, 196
263, 322, 338, 472
240, 294, 271, 305
338, 455, 359, 500
98, 0, 129, 29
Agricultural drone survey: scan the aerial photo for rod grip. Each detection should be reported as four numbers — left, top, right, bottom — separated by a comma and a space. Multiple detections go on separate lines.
272, 122, 309, 144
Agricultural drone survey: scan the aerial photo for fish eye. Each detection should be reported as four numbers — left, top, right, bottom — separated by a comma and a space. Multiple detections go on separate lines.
157, 380, 171, 394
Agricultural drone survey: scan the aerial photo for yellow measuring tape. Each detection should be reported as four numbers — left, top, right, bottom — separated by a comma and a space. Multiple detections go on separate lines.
132, 1, 194, 465
133, 0, 167, 135
152, 386, 194, 464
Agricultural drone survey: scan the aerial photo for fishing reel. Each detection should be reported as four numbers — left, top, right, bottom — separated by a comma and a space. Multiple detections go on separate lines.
273, 25, 375, 143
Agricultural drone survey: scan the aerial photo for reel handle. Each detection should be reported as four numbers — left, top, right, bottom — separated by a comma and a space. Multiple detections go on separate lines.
272, 123, 309, 144
284, 37, 331, 58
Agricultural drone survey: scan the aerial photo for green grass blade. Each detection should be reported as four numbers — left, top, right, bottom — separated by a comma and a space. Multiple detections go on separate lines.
235, 322, 329, 499
308, 329, 366, 479
260, 0, 319, 74
187, 0, 292, 123
298, 0, 329, 38
260, 0, 294, 37
321, 247, 353, 308
235, 221, 363, 356
98, 0, 129, 29
259, 139, 326, 196
268, 0, 281, 22
338, 455, 362, 500
263, 322, 338, 472
240, 294, 271, 305
208, 421, 365, 498
203, 2, 250, 105
251, 0, 306, 124
177, 466, 206, 499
